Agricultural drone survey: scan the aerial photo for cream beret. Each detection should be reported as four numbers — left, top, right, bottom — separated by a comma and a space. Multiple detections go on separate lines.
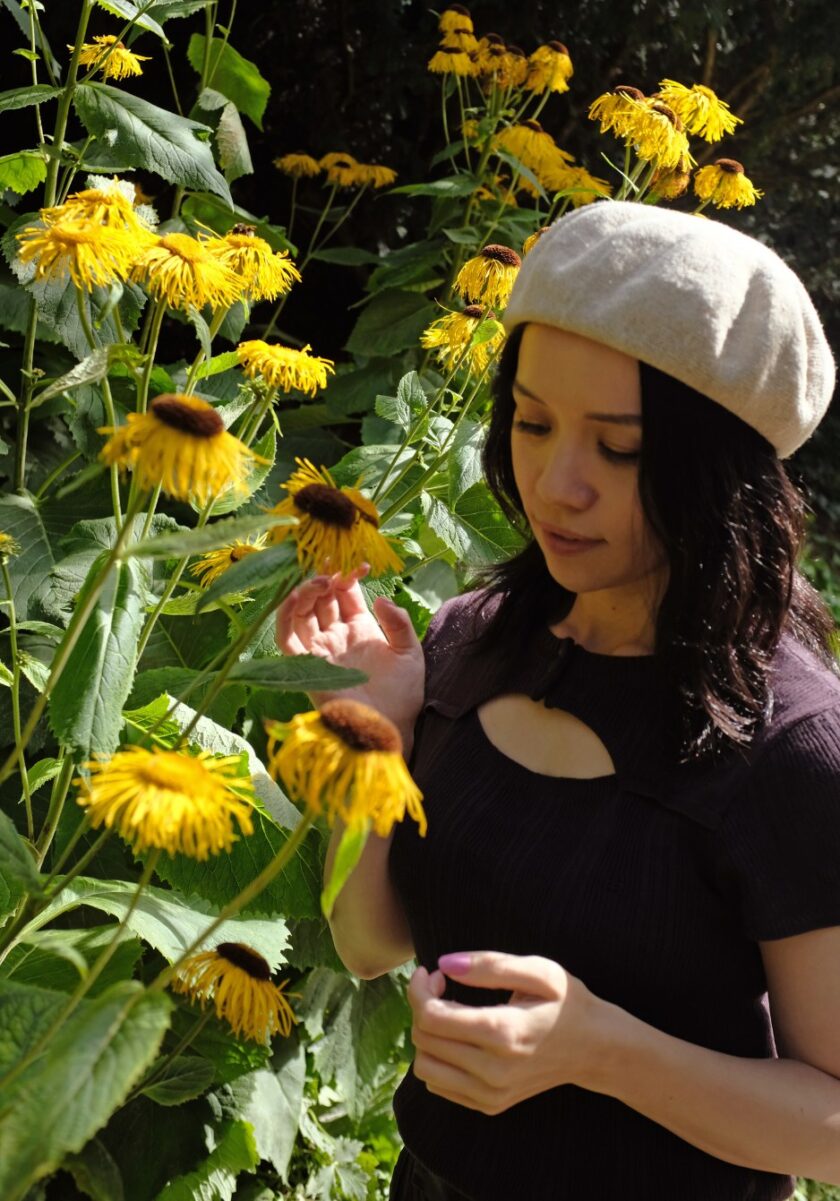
502, 201, 836, 458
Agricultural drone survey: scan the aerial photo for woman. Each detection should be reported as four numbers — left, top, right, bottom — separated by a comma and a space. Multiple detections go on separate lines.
277, 202, 840, 1200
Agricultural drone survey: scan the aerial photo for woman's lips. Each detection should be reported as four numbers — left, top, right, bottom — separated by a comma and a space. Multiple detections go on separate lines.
538, 524, 604, 554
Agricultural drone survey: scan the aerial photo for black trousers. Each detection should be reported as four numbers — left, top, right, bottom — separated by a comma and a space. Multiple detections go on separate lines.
389, 1148, 473, 1200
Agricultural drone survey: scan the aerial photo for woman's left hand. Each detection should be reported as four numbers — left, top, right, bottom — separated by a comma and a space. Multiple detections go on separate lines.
407, 951, 607, 1115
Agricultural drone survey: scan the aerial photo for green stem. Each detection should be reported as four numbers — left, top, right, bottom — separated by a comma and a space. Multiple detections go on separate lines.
0, 490, 147, 789
150, 816, 314, 993
137, 300, 167, 413
184, 306, 230, 393
455, 75, 472, 170
57, 134, 94, 205
440, 74, 451, 145
205, 0, 238, 92
35, 753, 75, 863
75, 288, 124, 530
34, 450, 83, 500
43, 0, 94, 208
126, 1010, 213, 1104
162, 41, 184, 116
262, 183, 338, 341
26, 0, 45, 146
287, 176, 298, 240
15, 302, 39, 492
2, 562, 33, 840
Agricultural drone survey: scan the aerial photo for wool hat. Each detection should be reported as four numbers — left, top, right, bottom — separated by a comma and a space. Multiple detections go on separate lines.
502, 201, 835, 458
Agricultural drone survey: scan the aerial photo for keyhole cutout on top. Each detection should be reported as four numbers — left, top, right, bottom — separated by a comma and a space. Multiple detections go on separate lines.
476, 693, 616, 779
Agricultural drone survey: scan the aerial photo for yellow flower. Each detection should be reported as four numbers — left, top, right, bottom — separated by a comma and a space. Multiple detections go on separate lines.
201, 225, 301, 302
654, 79, 742, 143
694, 159, 763, 209
524, 41, 573, 94
265, 699, 427, 837
75, 34, 151, 81
441, 28, 478, 53
649, 153, 692, 200
454, 244, 521, 309
588, 85, 648, 140
273, 152, 322, 178
237, 340, 334, 396
544, 163, 612, 206
0, 531, 20, 561
427, 46, 478, 76
172, 943, 296, 1043
461, 118, 480, 142
474, 32, 505, 68
523, 226, 551, 256
439, 4, 473, 33
355, 163, 398, 188
76, 746, 255, 859
474, 175, 518, 206
319, 152, 366, 188
132, 233, 243, 311
631, 101, 692, 172
267, 458, 402, 578
191, 535, 268, 588
499, 45, 529, 89
99, 393, 265, 505
41, 182, 155, 237
493, 120, 572, 175
420, 304, 504, 375
16, 219, 142, 290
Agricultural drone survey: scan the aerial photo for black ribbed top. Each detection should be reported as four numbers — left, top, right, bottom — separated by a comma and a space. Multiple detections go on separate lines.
389, 590, 840, 1201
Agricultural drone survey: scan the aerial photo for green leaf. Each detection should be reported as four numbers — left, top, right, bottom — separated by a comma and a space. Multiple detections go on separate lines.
389, 175, 478, 197
205, 426, 276, 517
140, 1054, 216, 1105
1, 927, 142, 996
0, 810, 43, 896
26, 270, 147, 362
452, 480, 525, 563
126, 512, 295, 559
0, 659, 13, 686
195, 540, 294, 613
0, 85, 63, 113
215, 100, 253, 183
49, 558, 145, 757
321, 823, 368, 919
34, 344, 141, 408
40, 877, 290, 967
25, 757, 62, 797
94, 0, 167, 38
345, 289, 437, 357
18, 650, 50, 692
226, 655, 366, 693
310, 246, 380, 266
195, 350, 240, 380
153, 1118, 259, 1201
0, 151, 47, 196
63, 1138, 125, 1201
0, 981, 172, 1201
187, 34, 271, 129
73, 82, 232, 204
447, 418, 485, 503
216, 1040, 305, 1182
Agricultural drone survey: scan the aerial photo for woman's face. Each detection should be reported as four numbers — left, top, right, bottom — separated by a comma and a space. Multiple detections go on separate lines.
511, 323, 665, 597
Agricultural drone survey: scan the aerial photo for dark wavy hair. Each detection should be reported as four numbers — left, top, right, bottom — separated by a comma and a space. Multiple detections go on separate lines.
475, 325, 837, 765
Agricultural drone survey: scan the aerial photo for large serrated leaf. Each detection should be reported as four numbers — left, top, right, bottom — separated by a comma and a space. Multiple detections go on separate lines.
0, 85, 63, 113
153, 1118, 258, 1201
140, 1054, 215, 1105
62, 1137, 125, 1201
49, 557, 145, 757
0, 810, 43, 896
126, 512, 294, 559
0, 151, 47, 196
73, 82, 232, 204
195, 540, 294, 613
39, 877, 290, 967
226, 655, 367, 694
204, 426, 276, 517
34, 344, 141, 408
187, 34, 270, 129
0, 493, 55, 621
94, 0, 167, 38
216, 1040, 305, 1182
345, 289, 437, 358
0, 981, 172, 1201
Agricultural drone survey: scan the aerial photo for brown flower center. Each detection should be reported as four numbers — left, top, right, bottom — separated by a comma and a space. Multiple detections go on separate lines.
649, 101, 683, 130
293, 483, 358, 528
548, 41, 569, 55
715, 158, 744, 173
507, 45, 526, 57
484, 32, 504, 44
217, 942, 271, 980
463, 303, 495, 319
447, 3, 471, 14
522, 118, 544, 132
481, 244, 522, 268
331, 156, 355, 168
232, 223, 256, 236
615, 85, 645, 101
151, 395, 224, 438
320, 699, 403, 754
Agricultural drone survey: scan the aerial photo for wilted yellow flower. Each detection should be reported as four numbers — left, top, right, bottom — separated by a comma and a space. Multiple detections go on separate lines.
266, 699, 427, 837
588, 85, 648, 140
522, 226, 550, 256
428, 45, 478, 76
172, 943, 296, 1043
654, 79, 742, 143
99, 393, 265, 505
631, 101, 692, 171
355, 163, 397, 188
441, 28, 478, 53
474, 175, 518, 206
76, 746, 255, 859
694, 159, 763, 209
16, 219, 142, 290
268, 458, 402, 578
454, 244, 521, 309
75, 34, 151, 80
545, 163, 612, 206
237, 340, 334, 396
0, 531, 20, 561
649, 153, 692, 200
319, 152, 365, 188
132, 233, 243, 311
493, 120, 572, 174
201, 225, 301, 302
41, 183, 155, 238
274, 153, 322, 178
420, 305, 504, 375
439, 4, 473, 34
525, 41, 573, 94
461, 118, 480, 142
191, 535, 268, 588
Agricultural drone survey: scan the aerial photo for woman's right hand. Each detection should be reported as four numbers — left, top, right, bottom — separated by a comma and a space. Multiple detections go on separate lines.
276, 563, 425, 750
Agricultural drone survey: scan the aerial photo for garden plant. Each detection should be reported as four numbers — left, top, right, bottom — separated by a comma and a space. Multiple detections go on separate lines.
0, 1, 837, 1198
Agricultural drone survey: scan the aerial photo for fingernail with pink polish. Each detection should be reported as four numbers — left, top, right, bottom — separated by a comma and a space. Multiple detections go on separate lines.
438, 952, 471, 976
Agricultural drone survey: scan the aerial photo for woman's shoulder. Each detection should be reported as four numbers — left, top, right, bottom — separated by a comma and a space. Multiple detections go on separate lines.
422, 587, 501, 655
766, 632, 840, 736
420, 588, 510, 714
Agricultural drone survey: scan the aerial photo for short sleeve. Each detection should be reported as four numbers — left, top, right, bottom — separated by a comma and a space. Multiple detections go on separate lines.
719, 707, 840, 941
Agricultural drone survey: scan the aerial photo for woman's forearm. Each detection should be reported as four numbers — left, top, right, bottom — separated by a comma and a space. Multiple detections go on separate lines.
586, 997, 840, 1186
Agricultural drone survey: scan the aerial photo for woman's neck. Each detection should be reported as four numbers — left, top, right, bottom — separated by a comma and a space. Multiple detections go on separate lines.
550, 575, 666, 656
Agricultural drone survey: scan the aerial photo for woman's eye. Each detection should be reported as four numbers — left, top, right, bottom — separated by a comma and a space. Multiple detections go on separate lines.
599, 443, 640, 463
513, 418, 549, 435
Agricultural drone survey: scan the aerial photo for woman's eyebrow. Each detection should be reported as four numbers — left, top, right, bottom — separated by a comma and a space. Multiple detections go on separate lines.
512, 379, 642, 424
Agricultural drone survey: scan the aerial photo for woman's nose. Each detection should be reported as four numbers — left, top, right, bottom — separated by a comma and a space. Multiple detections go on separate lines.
535, 451, 597, 510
